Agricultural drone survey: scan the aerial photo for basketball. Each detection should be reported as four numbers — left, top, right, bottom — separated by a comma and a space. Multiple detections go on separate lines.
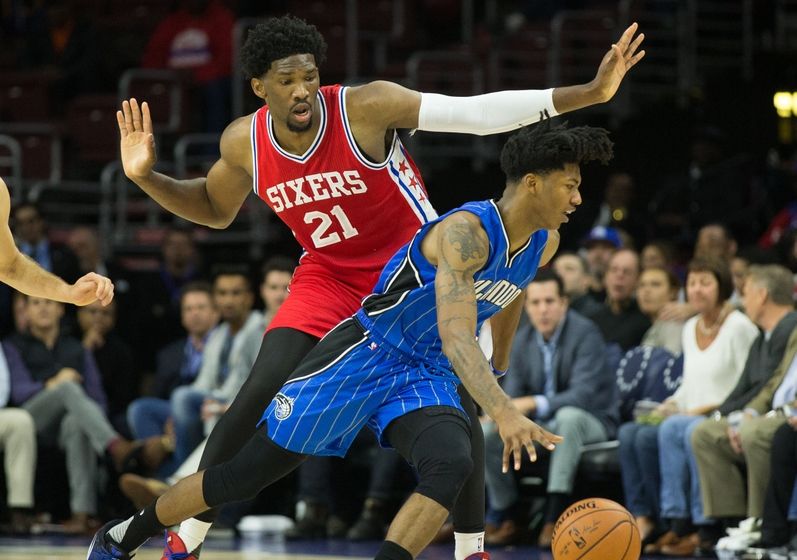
551, 498, 641, 560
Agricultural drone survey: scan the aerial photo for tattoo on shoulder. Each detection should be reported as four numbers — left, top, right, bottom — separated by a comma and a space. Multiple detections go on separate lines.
446, 221, 488, 264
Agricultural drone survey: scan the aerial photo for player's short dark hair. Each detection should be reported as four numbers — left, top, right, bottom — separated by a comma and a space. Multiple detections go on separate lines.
241, 15, 328, 79
529, 268, 565, 297
500, 120, 614, 182
211, 264, 253, 292
260, 255, 296, 282
687, 256, 734, 303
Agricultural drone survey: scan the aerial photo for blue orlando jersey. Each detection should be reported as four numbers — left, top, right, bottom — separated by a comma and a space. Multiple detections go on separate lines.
355, 200, 549, 375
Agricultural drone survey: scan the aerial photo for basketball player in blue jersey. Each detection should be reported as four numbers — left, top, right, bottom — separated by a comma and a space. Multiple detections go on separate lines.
88, 120, 614, 560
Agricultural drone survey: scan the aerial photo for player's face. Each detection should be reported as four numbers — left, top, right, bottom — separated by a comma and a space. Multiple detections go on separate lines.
261, 54, 320, 133
524, 280, 567, 339
260, 270, 291, 314
539, 163, 582, 229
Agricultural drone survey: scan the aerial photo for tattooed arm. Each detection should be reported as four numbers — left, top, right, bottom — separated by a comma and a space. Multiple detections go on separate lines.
426, 212, 561, 471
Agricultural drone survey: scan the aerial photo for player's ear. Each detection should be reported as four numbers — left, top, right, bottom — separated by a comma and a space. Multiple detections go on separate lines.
522, 173, 540, 195
251, 78, 267, 102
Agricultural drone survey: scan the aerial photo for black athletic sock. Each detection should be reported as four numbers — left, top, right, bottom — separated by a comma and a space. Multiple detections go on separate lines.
545, 493, 571, 523
375, 540, 413, 560
116, 503, 168, 552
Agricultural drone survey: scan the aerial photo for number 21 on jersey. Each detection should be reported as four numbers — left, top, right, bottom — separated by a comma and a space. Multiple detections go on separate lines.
304, 205, 359, 248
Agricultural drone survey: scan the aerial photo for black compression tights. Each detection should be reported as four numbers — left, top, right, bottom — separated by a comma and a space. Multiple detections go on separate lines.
195, 327, 318, 522
453, 385, 486, 533
193, 327, 485, 533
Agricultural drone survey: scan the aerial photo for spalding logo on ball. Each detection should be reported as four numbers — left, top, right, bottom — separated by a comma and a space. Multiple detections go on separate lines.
551, 498, 640, 560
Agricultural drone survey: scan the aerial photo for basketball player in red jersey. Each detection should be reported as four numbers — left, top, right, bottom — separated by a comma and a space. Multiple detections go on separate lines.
116, 15, 644, 560
0, 177, 114, 306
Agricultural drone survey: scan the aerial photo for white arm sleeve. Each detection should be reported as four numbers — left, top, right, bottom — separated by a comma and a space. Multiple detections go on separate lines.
417, 89, 558, 136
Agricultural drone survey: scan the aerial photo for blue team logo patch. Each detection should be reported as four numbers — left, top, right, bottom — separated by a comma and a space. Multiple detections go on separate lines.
274, 393, 294, 420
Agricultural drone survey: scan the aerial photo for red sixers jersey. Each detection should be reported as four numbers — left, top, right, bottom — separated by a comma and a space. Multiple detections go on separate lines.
252, 84, 437, 337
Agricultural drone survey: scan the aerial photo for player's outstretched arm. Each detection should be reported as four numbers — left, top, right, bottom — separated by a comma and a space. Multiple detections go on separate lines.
0, 179, 114, 306
349, 24, 643, 134
117, 98, 252, 228
552, 22, 645, 113
430, 213, 561, 472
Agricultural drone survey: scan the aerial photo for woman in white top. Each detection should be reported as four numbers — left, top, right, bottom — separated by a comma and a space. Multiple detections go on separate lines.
648, 256, 758, 555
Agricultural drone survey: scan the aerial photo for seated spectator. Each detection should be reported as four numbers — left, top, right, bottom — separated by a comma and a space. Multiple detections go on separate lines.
134, 226, 205, 372
641, 257, 758, 556
689, 266, 797, 553
165, 266, 264, 469
641, 240, 676, 272
483, 270, 617, 547
141, 0, 234, 133
551, 252, 602, 317
589, 248, 651, 351
3, 295, 160, 534
67, 226, 135, 337
637, 266, 684, 355
127, 281, 218, 477
78, 299, 138, 437
580, 225, 621, 300
11, 202, 80, 283
0, 344, 35, 535
746, 421, 797, 556
119, 258, 295, 510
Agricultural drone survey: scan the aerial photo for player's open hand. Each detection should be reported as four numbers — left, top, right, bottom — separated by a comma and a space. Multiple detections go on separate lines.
68, 272, 114, 307
592, 22, 646, 102
117, 98, 157, 181
496, 410, 563, 473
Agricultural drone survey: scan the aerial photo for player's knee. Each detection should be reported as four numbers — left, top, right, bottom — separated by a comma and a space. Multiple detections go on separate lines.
413, 423, 473, 509
203, 460, 263, 506
415, 451, 473, 510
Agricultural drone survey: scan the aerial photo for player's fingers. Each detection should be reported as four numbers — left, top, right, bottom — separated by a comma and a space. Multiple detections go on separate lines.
514, 442, 522, 471
626, 33, 645, 57
96, 277, 111, 302
116, 111, 128, 138
615, 22, 638, 50
142, 102, 153, 135
525, 441, 537, 463
122, 100, 134, 134
130, 98, 142, 131
502, 444, 511, 473
627, 50, 646, 69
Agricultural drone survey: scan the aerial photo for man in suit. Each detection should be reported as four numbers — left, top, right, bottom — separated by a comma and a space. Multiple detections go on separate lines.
691, 265, 797, 543
483, 269, 618, 547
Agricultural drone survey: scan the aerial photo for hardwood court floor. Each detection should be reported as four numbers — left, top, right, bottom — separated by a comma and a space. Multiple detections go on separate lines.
0, 533, 700, 560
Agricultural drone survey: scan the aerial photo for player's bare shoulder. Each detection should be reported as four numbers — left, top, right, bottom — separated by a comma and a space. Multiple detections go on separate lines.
346, 81, 422, 131
423, 211, 489, 268
219, 114, 256, 173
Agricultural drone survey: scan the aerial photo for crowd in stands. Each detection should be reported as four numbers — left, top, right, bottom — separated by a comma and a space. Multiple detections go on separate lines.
1, 2, 797, 560
5, 187, 797, 560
